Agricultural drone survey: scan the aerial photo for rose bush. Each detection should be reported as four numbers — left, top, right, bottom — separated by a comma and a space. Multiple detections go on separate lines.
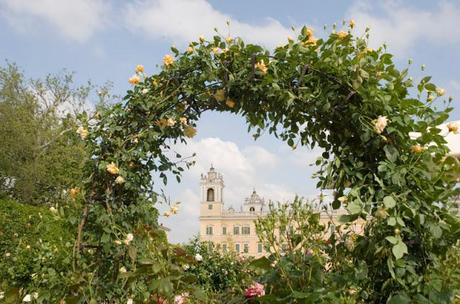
1, 21, 459, 303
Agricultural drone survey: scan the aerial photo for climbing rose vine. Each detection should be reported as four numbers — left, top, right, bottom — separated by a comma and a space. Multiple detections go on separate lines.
8, 22, 459, 303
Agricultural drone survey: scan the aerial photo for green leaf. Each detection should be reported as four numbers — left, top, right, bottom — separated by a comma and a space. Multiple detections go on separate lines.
388, 293, 411, 304
383, 196, 396, 209
347, 200, 362, 215
384, 145, 399, 162
392, 241, 408, 260
387, 217, 396, 226
385, 236, 398, 245
249, 256, 271, 270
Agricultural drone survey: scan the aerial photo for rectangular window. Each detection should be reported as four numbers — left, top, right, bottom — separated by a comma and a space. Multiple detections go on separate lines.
222, 244, 227, 252
258, 243, 263, 253
233, 226, 240, 235
242, 226, 250, 235
206, 226, 213, 235
243, 243, 249, 253
208, 204, 213, 210
222, 227, 227, 235
235, 243, 240, 252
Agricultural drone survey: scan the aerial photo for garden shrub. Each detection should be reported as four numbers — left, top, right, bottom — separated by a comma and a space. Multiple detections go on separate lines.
183, 237, 253, 301
0, 199, 74, 302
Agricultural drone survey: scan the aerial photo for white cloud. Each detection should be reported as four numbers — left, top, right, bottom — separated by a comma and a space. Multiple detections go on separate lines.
0, 0, 110, 42
347, 1, 460, 54
124, 0, 293, 47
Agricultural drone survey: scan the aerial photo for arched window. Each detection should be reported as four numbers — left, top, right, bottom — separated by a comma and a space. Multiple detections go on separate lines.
249, 207, 255, 212
207, 188, 215, 201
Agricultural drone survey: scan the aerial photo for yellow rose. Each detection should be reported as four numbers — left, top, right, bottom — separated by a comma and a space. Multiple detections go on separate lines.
69, 188, 80, 200
410, 144, 424, 154
199, 35, 205, 43
349, 19, 355, 29
135, 64, 144, 73
163, 54, 174, 66
306, 28, 314, 38
336, 31, 349, 39
106, 162, 120, 175
128, 75, 140, 85
226, 98, 236, 108
214, 89, 226, 101
184, 126, 197, 138
212, 47, 221, 54
226, 36, 233, 43
447, 122, 459, 134
436, 87, 445, 96
255, 60, 268, 75
180, 117, 188, 125
186, 46, 194, 54
303, 35, 317, 46
76, 126, 89, 140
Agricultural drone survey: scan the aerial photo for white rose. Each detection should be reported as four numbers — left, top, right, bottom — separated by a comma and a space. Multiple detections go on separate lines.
195, 253, 203, 262
119, 266, 127, 273
373, 116, 388, 134
0, 291, 4, 300
127, 299, 134, 304
49, 206, 58, 214
23, 294, 32, 302
115, 176, 125, 185
32, 292, 38, 299
141, 88, 149, 94
124, 233, 134, 245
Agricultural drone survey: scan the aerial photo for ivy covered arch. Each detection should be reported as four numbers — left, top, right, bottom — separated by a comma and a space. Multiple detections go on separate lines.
70, 25, 460, 303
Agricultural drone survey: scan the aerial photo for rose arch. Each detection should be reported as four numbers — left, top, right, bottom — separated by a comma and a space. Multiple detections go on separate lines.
72, 26, 460, 302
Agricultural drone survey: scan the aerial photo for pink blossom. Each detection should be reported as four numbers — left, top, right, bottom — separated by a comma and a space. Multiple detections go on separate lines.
174, 292, 189, 304
244, 282, 265, 298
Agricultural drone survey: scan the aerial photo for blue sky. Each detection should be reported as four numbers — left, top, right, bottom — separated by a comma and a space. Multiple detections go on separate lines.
2, 0, 460, 243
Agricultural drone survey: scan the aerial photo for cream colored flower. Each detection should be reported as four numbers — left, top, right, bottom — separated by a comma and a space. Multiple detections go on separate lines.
226, 36, 233, 43
141, 88, 149, 94
119, 266, 127, 273
5, 252, 10, 257
410, 144, 424, 154
128, 75, 140, 85
226, 98, 236, 108
338, 196, 348, 204
447, 122, 459, 134
127, 299, 133, 304
170, 204, 179, 215
184, 126, 197, 138
195, 253, 203, 261
255, 60, 268, 75
199, 35, 205, 43
373, 116, 388, 134
106, 162, 120, 175
49, 206, 58, 214
336, 31, 349, 39
115, 176, 125, 185
214, 89, 226, 101
163, 54, 174, 66
287, 35, 294, 42
76, 126, 89, 140
124, 233, 134, 245
166, 118, 176, 127
23, 294, 32, 302
179, 117, 188, 125
186, 46, 194, 54
135, 65, 144, 73
436, 87, 445, 96
32, 292, 38, 299
163, 211, 171, 217
303, 35, 317, 46
212, 47, 222, 54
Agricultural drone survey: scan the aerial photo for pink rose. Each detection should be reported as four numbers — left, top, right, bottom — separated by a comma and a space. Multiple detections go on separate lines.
174, 292, 189, 304
244, 282, 265, 298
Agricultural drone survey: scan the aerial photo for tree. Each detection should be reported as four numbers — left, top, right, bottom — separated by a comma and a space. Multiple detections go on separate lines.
0, 63, 107, 204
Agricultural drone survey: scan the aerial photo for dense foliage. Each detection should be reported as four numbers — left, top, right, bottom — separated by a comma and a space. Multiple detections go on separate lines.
0, 63, 109, 204
1, 22, 460, 303
183, 238, 253, 301
0, 199, 74, 301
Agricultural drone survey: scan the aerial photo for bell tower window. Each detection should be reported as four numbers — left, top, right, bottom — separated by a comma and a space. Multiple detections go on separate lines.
207, 188, 215, 201
249, 207, 255, 212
